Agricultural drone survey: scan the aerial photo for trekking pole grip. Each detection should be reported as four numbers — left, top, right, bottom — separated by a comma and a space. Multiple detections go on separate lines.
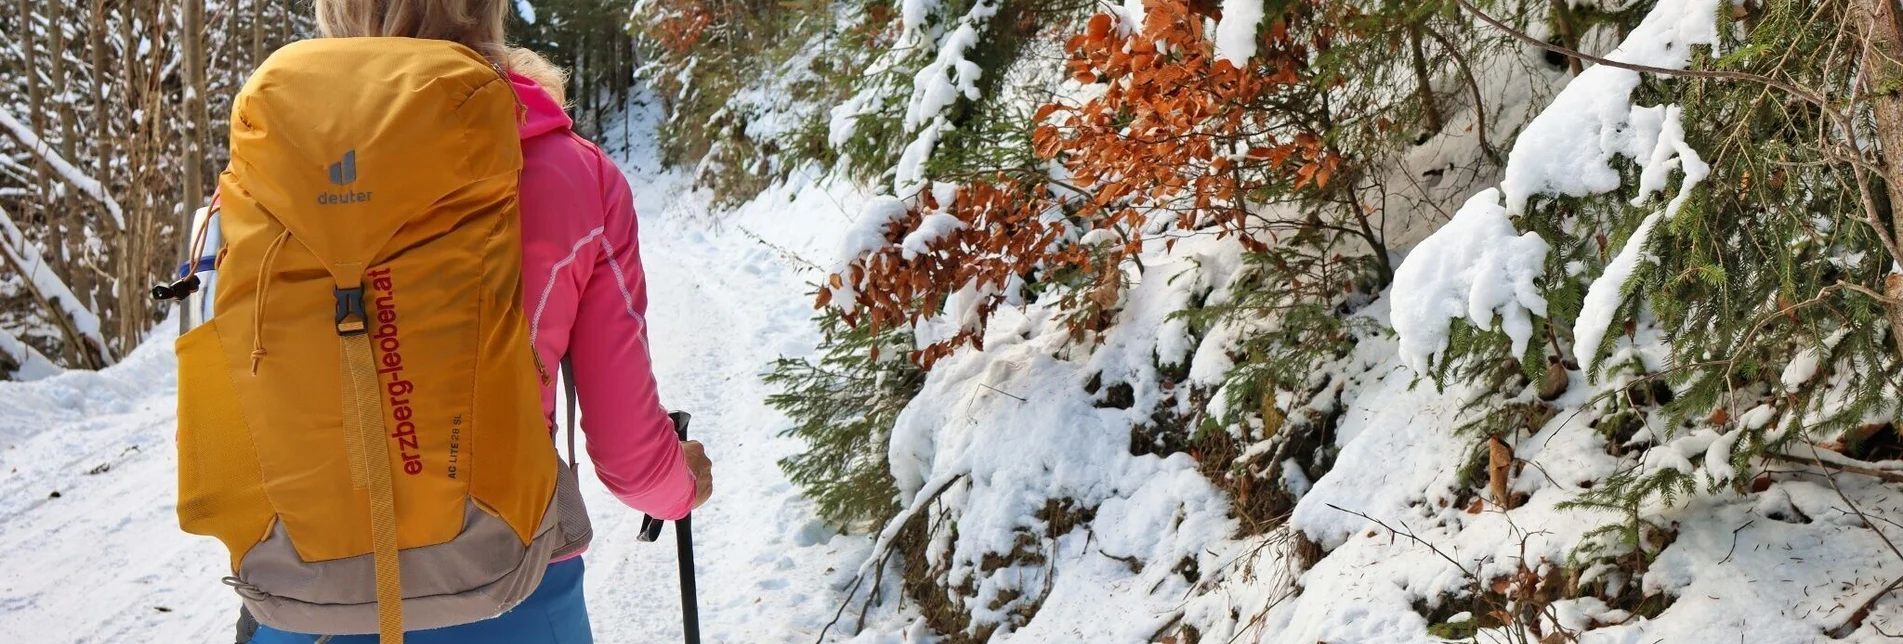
637, 411, 692, 543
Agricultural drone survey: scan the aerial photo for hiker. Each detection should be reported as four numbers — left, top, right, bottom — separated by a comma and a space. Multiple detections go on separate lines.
186, 2, 715, 643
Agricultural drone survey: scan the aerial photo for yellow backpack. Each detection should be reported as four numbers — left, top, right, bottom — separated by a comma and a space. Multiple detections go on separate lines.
173, 38, 589, 643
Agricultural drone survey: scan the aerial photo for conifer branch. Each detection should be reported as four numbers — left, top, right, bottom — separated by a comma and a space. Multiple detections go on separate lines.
1453, 0, 1826, 107
1456, 0, 1903, 272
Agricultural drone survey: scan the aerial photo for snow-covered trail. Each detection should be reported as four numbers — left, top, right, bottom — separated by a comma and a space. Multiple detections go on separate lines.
0, 97, 874, 643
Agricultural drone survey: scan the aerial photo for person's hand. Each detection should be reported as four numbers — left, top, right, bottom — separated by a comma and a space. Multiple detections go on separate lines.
682, 440, 713, 510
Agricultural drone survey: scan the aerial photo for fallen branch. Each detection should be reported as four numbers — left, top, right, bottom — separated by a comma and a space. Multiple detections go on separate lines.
0, 105, 125, 230
0, 328, 57, 380
815, 472, 969, 643
1769, 450, 1903, 485
0, 205, 114, 368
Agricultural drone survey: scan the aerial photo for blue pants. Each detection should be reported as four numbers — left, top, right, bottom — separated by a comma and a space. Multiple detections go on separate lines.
249, 557, 593, 644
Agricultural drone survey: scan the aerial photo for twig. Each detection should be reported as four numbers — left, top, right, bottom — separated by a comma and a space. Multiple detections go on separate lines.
1147, 611, 1186, 642
814, 473, 969, 644
979, 383, 1028, 402
1841, 279, 1903, 306
815, 561, 874, 644
1326, 504, 1477, 577
1718, 519, 1754, 565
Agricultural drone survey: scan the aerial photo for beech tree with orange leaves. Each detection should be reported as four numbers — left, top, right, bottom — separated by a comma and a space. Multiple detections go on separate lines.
825, 0, 1402, 367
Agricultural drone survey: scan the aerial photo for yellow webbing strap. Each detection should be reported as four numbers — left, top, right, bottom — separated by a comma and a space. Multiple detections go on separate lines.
341, 330, 404, 643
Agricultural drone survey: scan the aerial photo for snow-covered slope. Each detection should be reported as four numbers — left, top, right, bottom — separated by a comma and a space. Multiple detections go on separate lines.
0, 96, 877, 643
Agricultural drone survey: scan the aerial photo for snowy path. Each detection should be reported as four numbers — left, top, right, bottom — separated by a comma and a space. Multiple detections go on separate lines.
0, 100, 873, 643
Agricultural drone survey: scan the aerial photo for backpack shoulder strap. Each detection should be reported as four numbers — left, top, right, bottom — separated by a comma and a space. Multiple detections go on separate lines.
561, 356, 577, 471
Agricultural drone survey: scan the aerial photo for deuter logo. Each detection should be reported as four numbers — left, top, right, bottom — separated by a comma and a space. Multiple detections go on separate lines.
318, 150, 372, 205
329, 150, 357, 185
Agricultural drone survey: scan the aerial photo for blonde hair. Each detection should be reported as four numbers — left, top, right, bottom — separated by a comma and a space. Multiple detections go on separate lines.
314, 0, 568, 104
504, 47, 569, 106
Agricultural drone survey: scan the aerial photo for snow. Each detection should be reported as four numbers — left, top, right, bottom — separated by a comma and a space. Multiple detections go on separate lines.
1497, 0, 1720, 216
893, 119, 943, 197
1782, 345, 1823, 389
1117, 0, 1147, 32
1259, 303, 1903, 643
904, 22, 987, 131
1741, 403, 1777, 430
828, 89, 881, 148
899, 212, 964, 260
1213, 0, 1265, 66
1389, 188, 1551, 374
865, 236, 1241, 642
892, 0, 1000, 197
1393, 0, 1718, 376
900, 0, 935, 39
0, 329, 58, 382
1573, 211, 1659, 372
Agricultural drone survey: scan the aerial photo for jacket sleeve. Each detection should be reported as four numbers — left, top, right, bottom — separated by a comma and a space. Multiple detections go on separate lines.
567, 149, 697, 520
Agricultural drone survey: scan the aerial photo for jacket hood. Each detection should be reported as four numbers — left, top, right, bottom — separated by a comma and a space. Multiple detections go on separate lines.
511, 72, 570, 140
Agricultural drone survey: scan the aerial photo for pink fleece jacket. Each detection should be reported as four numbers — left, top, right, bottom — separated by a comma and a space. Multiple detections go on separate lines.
512, 72, 697, 521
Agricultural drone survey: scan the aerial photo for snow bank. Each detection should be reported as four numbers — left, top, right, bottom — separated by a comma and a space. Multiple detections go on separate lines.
847, 236, 1243, 642
0, 331, 58, 382
0, 320, 172, 450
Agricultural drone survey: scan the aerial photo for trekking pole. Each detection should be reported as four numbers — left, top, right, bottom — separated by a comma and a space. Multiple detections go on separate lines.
639, 411, 700, 644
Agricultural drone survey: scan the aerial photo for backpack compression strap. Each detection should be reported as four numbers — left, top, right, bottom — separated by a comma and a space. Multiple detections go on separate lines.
336, 286, 405, 643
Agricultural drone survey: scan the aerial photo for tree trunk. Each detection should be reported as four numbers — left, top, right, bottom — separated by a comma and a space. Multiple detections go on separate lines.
1856, 0, 1903, 361
49, 0, 89, 330
181, 0, 206, 295
50, 0, 75, 165
251, 0, 264, 68
14, 0, 80, 366
90, 0, 111, 185
1407, 22, 1442, 136
1549, 0, 1583, 76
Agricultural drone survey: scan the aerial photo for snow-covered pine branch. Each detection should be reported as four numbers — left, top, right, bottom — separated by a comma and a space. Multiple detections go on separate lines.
1389, 0, 1719, 376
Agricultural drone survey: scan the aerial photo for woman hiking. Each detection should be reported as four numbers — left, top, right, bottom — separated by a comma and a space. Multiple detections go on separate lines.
227, 1, 715, 641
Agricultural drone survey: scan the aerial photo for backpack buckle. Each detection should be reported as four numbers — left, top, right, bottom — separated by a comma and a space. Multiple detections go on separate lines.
334, 287, 368, 336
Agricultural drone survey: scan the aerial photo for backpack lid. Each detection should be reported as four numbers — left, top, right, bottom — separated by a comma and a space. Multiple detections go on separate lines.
227, 37, 522, 288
